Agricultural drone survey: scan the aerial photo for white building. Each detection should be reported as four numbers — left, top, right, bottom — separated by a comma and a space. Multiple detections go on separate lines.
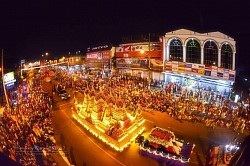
162, 29, 236, 95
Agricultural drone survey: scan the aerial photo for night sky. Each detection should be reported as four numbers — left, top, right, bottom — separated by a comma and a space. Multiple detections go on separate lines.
1, 0, 250, 72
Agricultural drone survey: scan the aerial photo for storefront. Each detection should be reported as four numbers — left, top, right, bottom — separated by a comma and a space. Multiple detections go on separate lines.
116, 42, 162, 79
85, 45, 115, 76
163, 68, 234, 95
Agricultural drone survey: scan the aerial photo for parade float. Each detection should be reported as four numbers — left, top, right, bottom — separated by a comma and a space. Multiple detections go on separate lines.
139, 127, 195, 166
73, 89, 145, 152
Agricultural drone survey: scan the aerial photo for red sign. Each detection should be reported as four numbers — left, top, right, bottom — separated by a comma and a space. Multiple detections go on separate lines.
123, 46, 131, 52
86, 50, 111, 60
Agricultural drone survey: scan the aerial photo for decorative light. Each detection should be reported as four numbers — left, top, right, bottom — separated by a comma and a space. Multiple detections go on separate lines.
72, 114, 145, 152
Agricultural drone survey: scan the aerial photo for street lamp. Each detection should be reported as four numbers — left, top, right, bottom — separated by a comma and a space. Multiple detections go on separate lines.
42, 52, 49, 66
140, 50, 145, 54
1, 49, 10, 107
62, 56, 69, 71
45, 52, 49, 64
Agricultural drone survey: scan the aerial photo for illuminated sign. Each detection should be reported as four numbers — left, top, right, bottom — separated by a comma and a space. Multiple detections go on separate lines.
86, 50, 111, 59
87, 44, 112, 52
4, 72, 16, 85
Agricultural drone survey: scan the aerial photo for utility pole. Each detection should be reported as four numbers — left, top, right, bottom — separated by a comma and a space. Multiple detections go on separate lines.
148, 33, 151, 68
1, 49, 10, 108
148, 33, 151, 90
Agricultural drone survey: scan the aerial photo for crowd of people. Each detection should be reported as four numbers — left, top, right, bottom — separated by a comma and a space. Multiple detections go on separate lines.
0, 78, 55, 165
55, 68, 249, 135
1, 67, 247, 165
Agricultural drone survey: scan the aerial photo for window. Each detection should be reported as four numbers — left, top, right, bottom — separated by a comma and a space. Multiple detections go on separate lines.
186, 39, 201, 64
221, 44, 233, 69
169, 38, 183, 61
204, 41, 218, 66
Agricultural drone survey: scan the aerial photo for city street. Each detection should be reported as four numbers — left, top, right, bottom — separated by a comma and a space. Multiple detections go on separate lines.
43, 80, 248, 166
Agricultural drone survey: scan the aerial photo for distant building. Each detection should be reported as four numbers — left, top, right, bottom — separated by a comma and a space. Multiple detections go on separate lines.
85, 44, 115, 74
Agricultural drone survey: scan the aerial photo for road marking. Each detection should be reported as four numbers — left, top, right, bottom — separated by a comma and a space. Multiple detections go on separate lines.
61, 110, 126, 166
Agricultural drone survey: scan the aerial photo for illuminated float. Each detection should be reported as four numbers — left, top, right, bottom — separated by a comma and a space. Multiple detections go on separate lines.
139, 127, 195, 165
73, 89, 145, 152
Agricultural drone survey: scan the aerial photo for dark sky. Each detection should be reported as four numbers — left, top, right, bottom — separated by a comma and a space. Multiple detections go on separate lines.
1, 0, 250, 71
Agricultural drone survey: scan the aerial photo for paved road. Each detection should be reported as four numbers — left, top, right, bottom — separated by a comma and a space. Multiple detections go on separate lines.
43, 81, 248, 166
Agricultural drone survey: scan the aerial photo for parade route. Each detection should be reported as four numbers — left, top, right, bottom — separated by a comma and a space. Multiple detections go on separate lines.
42, 78, 249, 166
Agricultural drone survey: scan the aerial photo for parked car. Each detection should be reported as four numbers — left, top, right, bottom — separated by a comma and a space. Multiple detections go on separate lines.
58, 89, 70, 100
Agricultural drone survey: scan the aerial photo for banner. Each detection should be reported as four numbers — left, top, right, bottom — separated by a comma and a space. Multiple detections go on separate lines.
163, 61, 235, 81
223, 69, 229, 80
192, 64, 198, 73
229, 70, 236, 81
165, 61, 172, 71
211, 66, 217, 77
116, 47, 124, 52
150, 44, 161, 51
131, 45, 148, 52
205, 70, 211, 76
172, 61, 178, 72
86, 50, 111, 60
205, 65, 212, 70
131, 45, 143, 52
205, 65, 212, 76
4, 72, 16, 85
197, 64, 205, 75
217, 67, 224, 73
217, 67, 224, 78
217, 72, 223, 78
123, 46, 131, 52
185, 63, 192, 72
178, 62, 185, 72
229, 70, 236, 75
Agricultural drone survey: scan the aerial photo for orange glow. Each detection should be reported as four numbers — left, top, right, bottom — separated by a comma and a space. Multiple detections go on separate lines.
73, 114, 145, 152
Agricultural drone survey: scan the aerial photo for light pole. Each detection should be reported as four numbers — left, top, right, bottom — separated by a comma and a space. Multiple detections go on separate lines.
45, 52, 49, 66
42, 52, 49, 67
62, 56, 69, 71
98, 52, 103, 76
148, 33, 151, 90
1, 49, 10, 108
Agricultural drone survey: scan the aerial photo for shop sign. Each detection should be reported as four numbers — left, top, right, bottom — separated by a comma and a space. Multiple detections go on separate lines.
165, 61, 172, 71
172, 61, 178, 72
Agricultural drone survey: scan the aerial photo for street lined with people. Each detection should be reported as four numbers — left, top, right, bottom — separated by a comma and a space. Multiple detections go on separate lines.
55, 68, 249, 136
0, 79, 59, 165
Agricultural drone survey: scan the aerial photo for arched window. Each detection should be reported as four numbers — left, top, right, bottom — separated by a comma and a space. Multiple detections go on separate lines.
204, 41, 218, 66
169, 38, 183, 61
221, 43, 233, 69
186, 39, 201, 64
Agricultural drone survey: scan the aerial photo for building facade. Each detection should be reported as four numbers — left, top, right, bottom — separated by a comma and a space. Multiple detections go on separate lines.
115, 41, 163, 81
85, 44, 115, 75
162, 29, 236, 95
